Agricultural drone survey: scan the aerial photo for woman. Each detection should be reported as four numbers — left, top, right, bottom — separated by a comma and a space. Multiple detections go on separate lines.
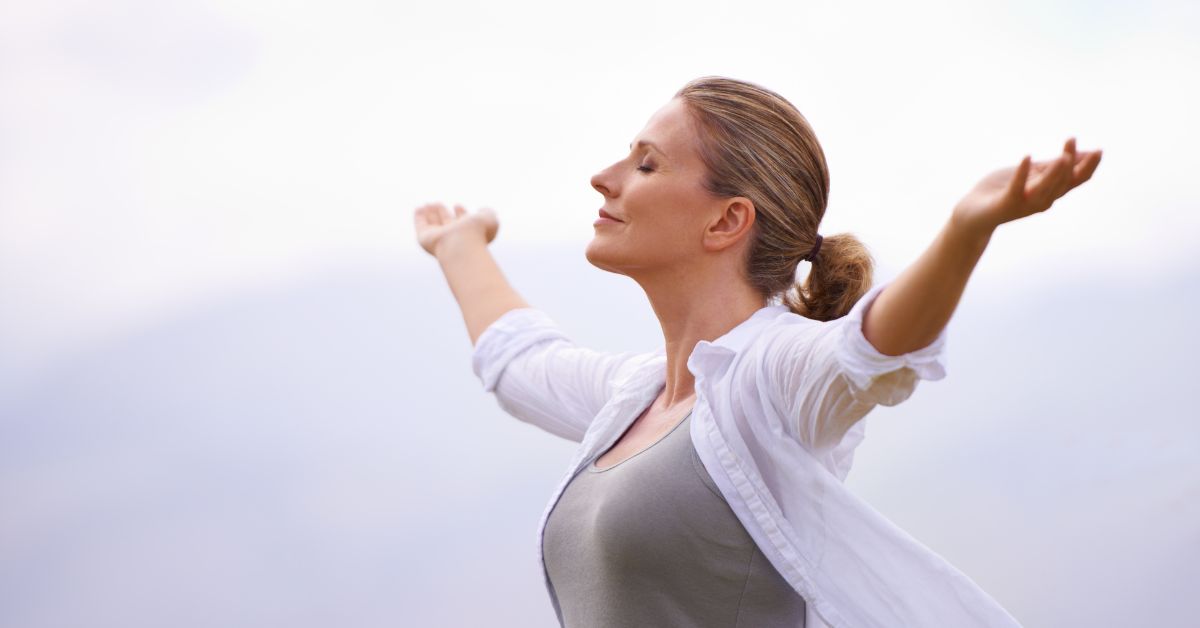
414, 76, 1101, 627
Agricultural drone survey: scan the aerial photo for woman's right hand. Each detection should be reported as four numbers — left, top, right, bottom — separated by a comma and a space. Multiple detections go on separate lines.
413, 202, 500, 257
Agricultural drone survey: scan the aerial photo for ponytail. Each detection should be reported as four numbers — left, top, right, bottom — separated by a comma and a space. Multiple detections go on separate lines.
781, 232, 874, 321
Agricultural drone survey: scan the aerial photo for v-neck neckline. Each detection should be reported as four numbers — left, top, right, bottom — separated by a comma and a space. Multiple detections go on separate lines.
588, 408, 694, 473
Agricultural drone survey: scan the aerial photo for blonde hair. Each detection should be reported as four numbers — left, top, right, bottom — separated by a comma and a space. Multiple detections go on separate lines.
676, 76, 873, 321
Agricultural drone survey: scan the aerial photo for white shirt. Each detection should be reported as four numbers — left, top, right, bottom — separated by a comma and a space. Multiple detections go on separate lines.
471, 280, 1022, 627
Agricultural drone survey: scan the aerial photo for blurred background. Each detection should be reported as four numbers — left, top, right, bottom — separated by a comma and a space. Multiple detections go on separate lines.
2, 0, 1197, 626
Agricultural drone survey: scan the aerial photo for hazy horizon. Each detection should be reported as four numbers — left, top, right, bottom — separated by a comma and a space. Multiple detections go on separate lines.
2, 0, 1198, 625
2, 247, 1197, 627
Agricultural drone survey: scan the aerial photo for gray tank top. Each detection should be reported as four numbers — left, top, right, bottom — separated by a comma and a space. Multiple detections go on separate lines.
542, 411, 807, 627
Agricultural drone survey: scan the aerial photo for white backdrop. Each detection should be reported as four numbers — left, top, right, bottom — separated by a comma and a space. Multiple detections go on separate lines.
1, 1, 1197, 626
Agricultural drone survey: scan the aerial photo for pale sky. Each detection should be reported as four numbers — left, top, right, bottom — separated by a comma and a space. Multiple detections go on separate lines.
1, 1, 1198, 626
1, 0, 1197, 389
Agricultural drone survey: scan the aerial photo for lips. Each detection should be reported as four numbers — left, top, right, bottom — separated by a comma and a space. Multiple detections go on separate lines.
599, 209, 623, 222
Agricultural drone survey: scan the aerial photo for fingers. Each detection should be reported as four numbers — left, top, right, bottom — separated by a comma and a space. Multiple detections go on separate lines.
1007, 155, 1032, 202
1055, 135, 1102, 191
416, 201, 495, 232
1050, 138, 1077, 198
1026, 149, 1072, 210
416, 202, 442, 227
1047, 154, 1074, 201
1063, 138, 1077, 184
414, 203, 437, 229
414, 201, 471, 228
1070, 149, 1103, 188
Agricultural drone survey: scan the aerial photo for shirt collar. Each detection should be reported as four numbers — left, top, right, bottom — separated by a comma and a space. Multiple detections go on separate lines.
649, 303, 792, 363
594, 303, 793, 448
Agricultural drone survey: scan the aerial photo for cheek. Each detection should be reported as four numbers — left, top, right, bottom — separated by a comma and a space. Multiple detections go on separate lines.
631, 183, 692, 226
650, 195, 705, 237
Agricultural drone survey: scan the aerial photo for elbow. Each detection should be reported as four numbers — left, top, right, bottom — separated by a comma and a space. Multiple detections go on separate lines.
863, 326, 943, 357
861, 301, 945, 356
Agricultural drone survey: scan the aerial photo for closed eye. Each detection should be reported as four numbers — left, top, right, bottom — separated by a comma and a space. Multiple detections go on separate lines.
637, 165, 654, 173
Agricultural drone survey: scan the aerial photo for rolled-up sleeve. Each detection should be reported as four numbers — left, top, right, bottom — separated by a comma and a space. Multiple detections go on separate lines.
471, 307, 646, 443
835, 280, 947, 406
759, 281, 948, 451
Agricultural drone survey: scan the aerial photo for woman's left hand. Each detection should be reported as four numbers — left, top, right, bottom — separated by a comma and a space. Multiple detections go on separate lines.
951, 138, 1103, 237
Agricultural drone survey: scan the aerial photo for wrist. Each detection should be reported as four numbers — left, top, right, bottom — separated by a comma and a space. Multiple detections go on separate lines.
434, 229, 488, 260
947, 210, 996, 250
942, 216, 993, 262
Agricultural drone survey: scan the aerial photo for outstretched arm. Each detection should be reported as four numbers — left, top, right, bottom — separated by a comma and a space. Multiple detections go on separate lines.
415, 202, 529, 345
863, 138, 1103, 356
416, 201, 650, 442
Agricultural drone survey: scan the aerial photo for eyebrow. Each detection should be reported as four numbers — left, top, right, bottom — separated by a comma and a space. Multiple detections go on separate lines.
629, 139, 667, 158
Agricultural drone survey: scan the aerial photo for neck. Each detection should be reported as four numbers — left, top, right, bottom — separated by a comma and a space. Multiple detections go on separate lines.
634, 262, 767, 411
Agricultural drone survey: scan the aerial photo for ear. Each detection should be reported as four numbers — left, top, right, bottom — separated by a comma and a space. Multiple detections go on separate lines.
702, 196, 756, 252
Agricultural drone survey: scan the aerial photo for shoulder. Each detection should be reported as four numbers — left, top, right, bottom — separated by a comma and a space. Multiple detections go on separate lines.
747, 286, 890, 360
747, 308, 838, 358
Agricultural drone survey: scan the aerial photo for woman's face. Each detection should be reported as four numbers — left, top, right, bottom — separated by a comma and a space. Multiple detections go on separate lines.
586, 97, 735, 278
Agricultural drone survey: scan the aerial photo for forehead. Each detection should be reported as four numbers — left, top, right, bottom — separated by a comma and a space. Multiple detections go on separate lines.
634, 98, 700, 161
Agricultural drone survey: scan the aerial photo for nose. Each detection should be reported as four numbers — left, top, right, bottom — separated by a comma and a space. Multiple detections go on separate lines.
591, 163, 616, 198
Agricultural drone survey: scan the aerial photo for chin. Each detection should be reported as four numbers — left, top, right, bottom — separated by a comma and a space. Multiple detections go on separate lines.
584, 238, 627, 276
